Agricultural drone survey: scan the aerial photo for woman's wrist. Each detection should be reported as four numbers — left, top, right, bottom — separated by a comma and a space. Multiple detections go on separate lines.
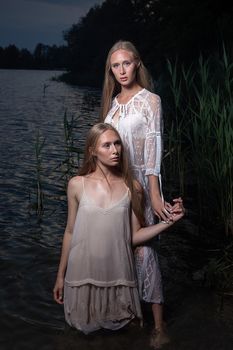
160, 220, 173, 226
57, 271, 65, 279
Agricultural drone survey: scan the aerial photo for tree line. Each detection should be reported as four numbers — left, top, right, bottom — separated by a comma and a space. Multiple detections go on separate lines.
1, 0, 232, 86
62, 0, 233, 86
0, 43, 69, 70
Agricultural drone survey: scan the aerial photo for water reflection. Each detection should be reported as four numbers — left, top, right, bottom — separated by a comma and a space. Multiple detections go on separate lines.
0, 69, 101, 348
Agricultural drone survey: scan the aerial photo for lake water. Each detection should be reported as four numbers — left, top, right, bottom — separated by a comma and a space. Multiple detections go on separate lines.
0, 69, 107, 349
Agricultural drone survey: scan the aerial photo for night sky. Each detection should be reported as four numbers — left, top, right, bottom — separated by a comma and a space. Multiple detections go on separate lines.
0, 0, 104, 51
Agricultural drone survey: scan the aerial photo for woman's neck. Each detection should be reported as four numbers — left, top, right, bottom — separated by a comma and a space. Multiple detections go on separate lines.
118, 83, 142, 103
90, 165, 121, 182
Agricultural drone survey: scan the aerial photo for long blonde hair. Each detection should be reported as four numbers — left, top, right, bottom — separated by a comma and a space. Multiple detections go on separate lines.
100, 40, 154, 121
78, 123, 145, 226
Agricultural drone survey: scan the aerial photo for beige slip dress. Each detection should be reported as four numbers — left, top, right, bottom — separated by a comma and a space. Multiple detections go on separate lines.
64, 177, 142, 334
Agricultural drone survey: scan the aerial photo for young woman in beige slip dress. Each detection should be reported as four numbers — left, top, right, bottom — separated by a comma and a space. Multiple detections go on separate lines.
100, 41, 183, 347
53, 123, 184, 335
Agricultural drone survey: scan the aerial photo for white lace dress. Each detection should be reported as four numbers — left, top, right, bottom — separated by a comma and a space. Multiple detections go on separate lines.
105, 88, 164, 304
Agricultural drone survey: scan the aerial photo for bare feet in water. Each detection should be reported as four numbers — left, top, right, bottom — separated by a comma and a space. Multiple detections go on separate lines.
150, 327, 170, 349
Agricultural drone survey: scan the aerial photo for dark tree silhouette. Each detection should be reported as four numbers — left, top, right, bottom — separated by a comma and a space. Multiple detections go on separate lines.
0, 43, 69, 70
63, 0, 139, 86
1, 0, 232, 80
62, 0, 233, 86
0, 45, 20, 68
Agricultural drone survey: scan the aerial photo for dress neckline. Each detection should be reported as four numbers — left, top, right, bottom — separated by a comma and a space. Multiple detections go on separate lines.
82, 190, 129, 212
115, 88, 145, 107
81, 176, 129, 211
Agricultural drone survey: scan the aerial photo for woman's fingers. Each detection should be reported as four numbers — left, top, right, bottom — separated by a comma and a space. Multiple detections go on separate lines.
165, 201, 173, 210
156, 207, 173, 222
156, 197, 185, 223
53, 286, 64, 304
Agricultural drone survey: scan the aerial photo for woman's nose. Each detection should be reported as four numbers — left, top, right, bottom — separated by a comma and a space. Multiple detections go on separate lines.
120, 64, 125, 74
112, 144, 118, 153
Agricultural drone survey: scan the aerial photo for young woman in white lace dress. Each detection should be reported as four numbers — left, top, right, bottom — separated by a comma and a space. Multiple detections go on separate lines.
100, 41, 181, 347
53, 123, 184, 335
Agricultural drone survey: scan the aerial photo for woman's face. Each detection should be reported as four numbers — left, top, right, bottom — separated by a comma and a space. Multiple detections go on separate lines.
110, 49, 138, 88
94, 130, 122, 168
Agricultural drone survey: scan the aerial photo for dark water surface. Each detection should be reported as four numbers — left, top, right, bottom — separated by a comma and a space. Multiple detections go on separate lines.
0, 69, 233, 350
0, 69, 102, 349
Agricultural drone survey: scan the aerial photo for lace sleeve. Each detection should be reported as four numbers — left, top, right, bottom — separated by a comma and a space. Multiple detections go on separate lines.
144, 94, 163, 176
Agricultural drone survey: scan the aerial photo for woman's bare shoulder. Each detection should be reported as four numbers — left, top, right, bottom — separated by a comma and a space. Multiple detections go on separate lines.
66, 176, 84, 202
67, 176, 83, 191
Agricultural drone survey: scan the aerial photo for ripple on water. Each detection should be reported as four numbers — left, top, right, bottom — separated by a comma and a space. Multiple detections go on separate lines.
0, 70, 105, 348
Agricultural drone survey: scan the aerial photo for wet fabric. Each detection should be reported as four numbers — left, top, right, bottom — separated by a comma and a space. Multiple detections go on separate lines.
64, 177, 142, 334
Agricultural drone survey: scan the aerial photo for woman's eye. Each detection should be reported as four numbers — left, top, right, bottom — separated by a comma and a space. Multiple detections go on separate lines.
114, 141, 121, 146
112, 64, 119, 68
124, 61, 131, 66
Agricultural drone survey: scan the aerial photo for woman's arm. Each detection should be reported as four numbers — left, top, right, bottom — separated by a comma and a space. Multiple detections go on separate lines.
145, 93, 172, 221
53, 177, 81, 304
148, 175, 172, 221
131, 196, 184, 246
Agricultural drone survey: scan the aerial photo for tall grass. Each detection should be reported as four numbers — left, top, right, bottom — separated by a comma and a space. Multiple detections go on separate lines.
205, 242, 233, 296
165, 59, 195, 196
34, 131, 45, 217
61, 110, 83, 182
165, 48, 233, 235
63, 110, 75, 181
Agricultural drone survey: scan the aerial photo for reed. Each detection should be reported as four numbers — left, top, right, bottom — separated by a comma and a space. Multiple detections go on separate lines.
165, 47, 233, 235
34, 130, 45, 216
164, 59, 195, 197
30, 111, 83, 216
62, 110, 83, 182
205, 242, 233, 297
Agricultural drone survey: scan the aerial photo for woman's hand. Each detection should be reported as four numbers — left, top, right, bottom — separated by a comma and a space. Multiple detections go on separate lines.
151, 194, 173, 221
152, 196, 185, 224
171, 197, 184, 214
53, 277, 64, 304
169, 197, 185, 222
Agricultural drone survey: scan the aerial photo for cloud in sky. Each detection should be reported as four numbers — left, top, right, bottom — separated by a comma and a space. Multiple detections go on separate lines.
0, 0, 104, 51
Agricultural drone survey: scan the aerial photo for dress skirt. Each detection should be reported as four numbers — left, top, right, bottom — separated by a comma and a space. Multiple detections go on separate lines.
64, 284, 142, 334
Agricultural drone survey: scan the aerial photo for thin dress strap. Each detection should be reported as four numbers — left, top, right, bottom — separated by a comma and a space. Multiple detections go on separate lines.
123, 182, 130, 198
81, 176, 86, 195
78, 176, 87, 205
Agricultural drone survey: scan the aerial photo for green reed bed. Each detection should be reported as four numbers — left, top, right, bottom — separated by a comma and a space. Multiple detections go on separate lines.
32, 131, 45, 217
165, 59, 195, 196
30, 112, 83, 217
62, 110, 83, 182
165, 48, 233, 236
205, 242, 233, 298
164, 49, 233, 298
